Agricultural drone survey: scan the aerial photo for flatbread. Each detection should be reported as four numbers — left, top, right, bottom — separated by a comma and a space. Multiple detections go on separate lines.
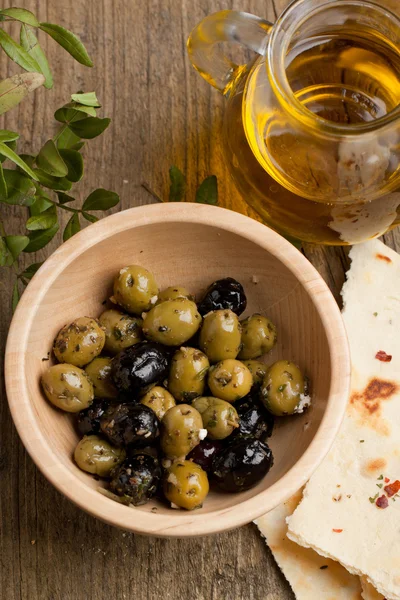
361, 578, 385, 600
287, 239, 400, 600
256, 491, 363, 599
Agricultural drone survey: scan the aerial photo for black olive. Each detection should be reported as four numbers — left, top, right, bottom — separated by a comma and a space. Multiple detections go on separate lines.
109, 454, 161, 506
76, 399, 109, 436
187, 439, 224, 472
234, 393, 274, 440
111, 341, 169, 395
100, 403, 159, 447
197, 277, 247, 316
212, 437, 273, 492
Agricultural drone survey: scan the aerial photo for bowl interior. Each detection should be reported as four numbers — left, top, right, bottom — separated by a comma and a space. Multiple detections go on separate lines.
7, 208, 342, 535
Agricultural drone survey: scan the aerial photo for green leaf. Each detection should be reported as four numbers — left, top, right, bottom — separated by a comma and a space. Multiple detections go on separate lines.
12, 280, 20, 312
26, 206, 57, 231
169, 166, 186, 202
70, 92, 100, 107
70, 141, 85, 151
0, 140, 16, 164
36, 139, 68, 177
63, 213, 80, 241
33, 168, 72, 191
29, 193, 52, 215
39, 23, 93, 67
57, 192, 75, 204
54, 104, 94, 123
195, 175, 218, 205
2, 170, 36, 205
82, 188, 119, 211
69, 117, 110, 139
55, 126, 81, 150
5, 235, 29, 259
20, 25, 53, 89
0, 130, 19, 142
0, 29, 40, 72
0, 72, 44, 115
24, 222, 59, 253
0, 237, 13, 266
58, 149, 83, 183
0, 163, 7, 198
82, 212, 98, 223
19, 262, 43, 280
0, 8, 39, 27
18, 154, 36, 168
0, 142, 39, 180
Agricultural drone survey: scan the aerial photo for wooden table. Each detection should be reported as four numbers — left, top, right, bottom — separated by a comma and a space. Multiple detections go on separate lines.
1, 1, 399, 598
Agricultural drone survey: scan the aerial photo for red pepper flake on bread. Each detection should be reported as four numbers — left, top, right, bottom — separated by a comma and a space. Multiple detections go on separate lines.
376, 495, 389, 509
375, 350, 392, 362
384, 480, 400, 498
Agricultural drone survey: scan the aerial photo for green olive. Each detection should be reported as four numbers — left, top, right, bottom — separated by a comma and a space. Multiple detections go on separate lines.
192, 397, 239, 440
199, 309, 242, 363
168, 347, 209, 402
41, 363, 94, 412
53, 317, 105, 367
260, 360, 308, 416
140, 386, 176, 421
208, 359, 252, 402
163, 460, 209, 510
242, 360, 268, 388
111, 265, 158, 315
238, 314, 277, 360
160, 404, 205, 458
99, 309, 142, 355
74, 435, 126, 477
142, 298, 202, 346
85, 357, 118, 399
156, 286, 194, 304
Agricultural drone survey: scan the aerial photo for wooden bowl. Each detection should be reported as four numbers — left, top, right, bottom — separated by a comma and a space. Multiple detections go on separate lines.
5, 203, 350, 537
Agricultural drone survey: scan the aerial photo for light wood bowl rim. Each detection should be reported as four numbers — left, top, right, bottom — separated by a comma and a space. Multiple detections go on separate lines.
5, 203, 351, 537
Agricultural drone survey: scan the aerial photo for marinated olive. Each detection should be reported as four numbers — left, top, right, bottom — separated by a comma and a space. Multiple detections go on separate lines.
163, 460, 209, 510
242, 360, 268, 389
53, 317, 105, 367
168, 347, 209, 403
140, 386, 176, 421
74, 435, 125, 477
101, 403, 159, 447
199, 309, 242, 363
99, 309, 142, 355
111, 341, 169, 395
77, 398, 109, 435
212, 437, 273, 492
111, 265, 158, 315
187, 439, 223, 472
192, 397, 239, 440
208, 359, 252, 402
198, 277, 246, 316
160, 404, 205, 458
238, 314, 277, 360
85, 357, 118, 399
142, 298, 202, 346
156, 286, 194, 304
234, 401, 274, 441
41, 363, 94, 413
109, 454, 161, 505
260, 360, 309, 416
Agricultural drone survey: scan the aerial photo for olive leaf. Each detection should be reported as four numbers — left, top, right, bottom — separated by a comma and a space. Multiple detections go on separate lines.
24, 222, 59, 253
58, 149, 83, 182
5, 235, 29, 259
12, 280, 20, 312
29, 193, 53, 215
2, 170, 36, 206
0, 130, 19, 142
20, 25, 53, 89
0, 162, 7, 198
55, 126, 81, 150
19, 262, 43, 281
69, 117, 111, 139
82, 212, 98, 223
63, 213, 80, 241
0, 142, 39, 180
0, 29, 41, 72
0, 8, 39, 27
0, 72, 45, 115
54, 104, 95, 123
26, 206, 57, 231
169, 166, 185, 202
57, 192, 75, 204
82, 188, 119, 211
39, 23, 93, 67
0, 236, 13, 266
33, 168, 72, 191
71, 92, 100, 107
195, 175, 218, 205
0, 140, 16, 164
36, 139, 68, 177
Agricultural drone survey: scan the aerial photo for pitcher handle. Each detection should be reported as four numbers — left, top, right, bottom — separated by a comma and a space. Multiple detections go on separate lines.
187, 10, 272, 95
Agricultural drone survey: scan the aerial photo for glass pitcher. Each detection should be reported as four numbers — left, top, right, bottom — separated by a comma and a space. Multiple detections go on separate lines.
188, 0, 400, 245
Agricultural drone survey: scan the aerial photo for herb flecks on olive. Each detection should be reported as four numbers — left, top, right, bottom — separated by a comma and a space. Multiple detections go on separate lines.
99, 309, 142, 355
192, 397, 239, 440
208, 359, 252, 402
260, 360, 309, 417
198, 277, 246, 316
111, 341, 169, 395
163, 460, 209, 510
242, 360, 268, 389
110, 454, 161, 505
160, 404, 205, 458
111, 265, 158, 315
85, 356, 118, 399
168, 347, 209, 403
42, 363, 94, 413
142, 298, 202, 346
53, 316, 105, 367
199, 309, 242, 363
234, 396, 274, 441
77, 399, 109, 436
101, 404, 159, 447
74, 435, 125, 477
140, 386, 176, 421
238, 314, 277, 360
156, 286, 194, 304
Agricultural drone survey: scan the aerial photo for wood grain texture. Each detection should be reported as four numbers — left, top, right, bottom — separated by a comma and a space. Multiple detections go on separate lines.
0, 0, 399, 598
